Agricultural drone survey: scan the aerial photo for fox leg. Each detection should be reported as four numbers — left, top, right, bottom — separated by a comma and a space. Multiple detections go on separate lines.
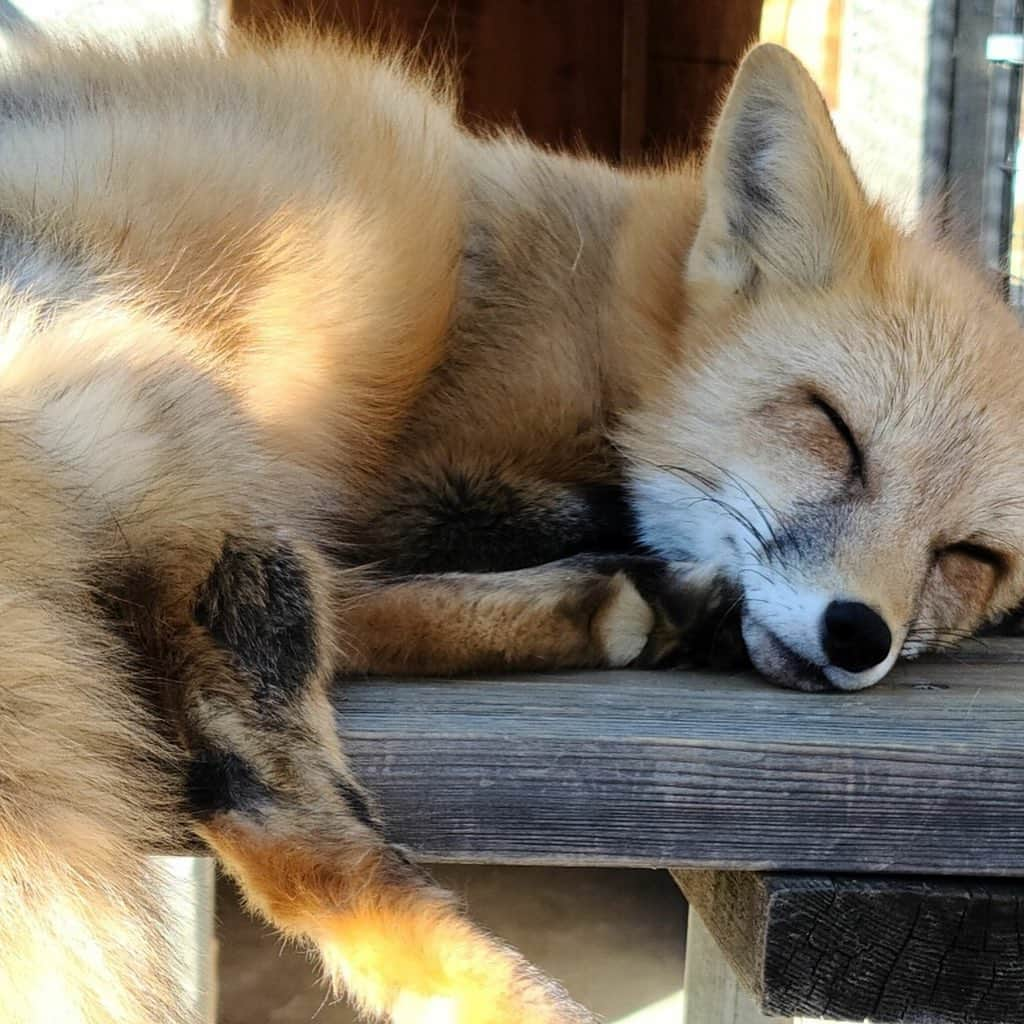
337, 554, 746, 675
171, 534, 594, 1024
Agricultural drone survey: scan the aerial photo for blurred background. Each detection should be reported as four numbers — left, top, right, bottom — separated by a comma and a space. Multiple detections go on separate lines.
5, 1, 1023, 1021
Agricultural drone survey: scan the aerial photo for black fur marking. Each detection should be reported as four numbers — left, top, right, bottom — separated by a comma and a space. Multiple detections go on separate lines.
983, 607, 1024, 635
728, 111, 785, 241
582, 483, 639, 550
334, 778, 379, 831
761, 502, 849, 569
195, 539, 318, 702
186, 748, 271, 820
647, 571, 747, 671
346, 474, 639, 574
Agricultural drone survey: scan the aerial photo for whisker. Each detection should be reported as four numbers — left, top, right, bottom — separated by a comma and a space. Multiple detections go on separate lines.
664, 446, 789, 555
630, 452, 769, 550
629, 454, 807, 597
659, 462, 769, 550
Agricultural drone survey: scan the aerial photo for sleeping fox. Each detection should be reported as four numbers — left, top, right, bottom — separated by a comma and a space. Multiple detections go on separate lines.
1, 26, 1022, 1024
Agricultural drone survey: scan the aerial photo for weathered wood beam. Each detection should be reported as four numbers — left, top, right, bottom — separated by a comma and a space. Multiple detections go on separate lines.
673, 870, 1024, 1024
337, 639, 1024, 873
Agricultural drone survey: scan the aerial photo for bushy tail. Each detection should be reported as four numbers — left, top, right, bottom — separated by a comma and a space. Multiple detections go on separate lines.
206, 822, 596, 1024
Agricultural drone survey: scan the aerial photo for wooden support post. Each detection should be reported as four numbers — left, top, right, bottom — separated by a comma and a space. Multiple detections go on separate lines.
684, 903, 792, 1024
675, 870, 1024, 1024
151, 856, 218, 1024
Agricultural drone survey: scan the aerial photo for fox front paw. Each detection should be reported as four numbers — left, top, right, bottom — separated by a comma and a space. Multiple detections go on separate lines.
591, 570, 657, 667
582, 556, 747, 670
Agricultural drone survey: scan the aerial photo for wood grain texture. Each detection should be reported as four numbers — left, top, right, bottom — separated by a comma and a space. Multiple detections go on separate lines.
336, 639, 1024, 874
232, 0, 766, 158
232, 0, 627, 158
644, 0, 762, 152
645, 59, 736, 152
674, 870, 1024, 1024
648, 0, 763, 62
620, 0, 649, 161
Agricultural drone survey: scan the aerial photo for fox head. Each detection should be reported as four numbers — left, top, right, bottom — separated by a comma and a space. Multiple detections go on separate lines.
623, 44, 1024, 691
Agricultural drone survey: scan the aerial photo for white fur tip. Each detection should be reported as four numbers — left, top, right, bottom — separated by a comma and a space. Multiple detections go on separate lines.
594, 575, 654, 667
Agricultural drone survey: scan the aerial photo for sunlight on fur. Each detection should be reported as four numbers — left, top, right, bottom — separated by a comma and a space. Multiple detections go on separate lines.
0, 21, 1020, 1024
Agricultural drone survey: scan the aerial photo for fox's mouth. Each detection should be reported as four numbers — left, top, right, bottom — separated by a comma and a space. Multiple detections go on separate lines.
740, 614, 834, 692
740, 609, 900, 692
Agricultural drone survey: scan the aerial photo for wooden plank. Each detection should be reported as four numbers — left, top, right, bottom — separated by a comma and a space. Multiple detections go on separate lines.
337, 638, 1024, 873
674, 870, 1024, 1024
645, 59, 736, 152
620, 0, 649, 161
647, 0, 763, 62
231, 0, 627, 159
644, 0, 763, 153
683, 904, 792, 1024
151, 856, 217, 1023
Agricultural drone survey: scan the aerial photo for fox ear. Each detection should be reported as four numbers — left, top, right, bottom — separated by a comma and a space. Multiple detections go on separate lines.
688, 43, 867, 294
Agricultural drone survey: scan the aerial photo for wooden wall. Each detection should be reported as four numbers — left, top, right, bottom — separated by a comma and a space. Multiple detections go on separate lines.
644, 2, 764, 154
230, 0, 764, 161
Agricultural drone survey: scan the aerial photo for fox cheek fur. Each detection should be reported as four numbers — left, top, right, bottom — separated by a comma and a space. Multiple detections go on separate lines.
622, 44, 1024, 692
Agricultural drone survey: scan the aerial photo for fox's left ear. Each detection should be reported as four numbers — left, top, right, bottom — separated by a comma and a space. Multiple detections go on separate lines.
688, 43, 868, 294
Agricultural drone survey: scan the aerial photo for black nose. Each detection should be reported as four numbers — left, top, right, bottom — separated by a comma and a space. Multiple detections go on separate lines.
821, 600, 892, 673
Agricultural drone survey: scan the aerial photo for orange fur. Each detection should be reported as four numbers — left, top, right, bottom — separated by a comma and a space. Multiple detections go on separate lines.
207, 824, 591, 1024
1, 28, 1023, 1024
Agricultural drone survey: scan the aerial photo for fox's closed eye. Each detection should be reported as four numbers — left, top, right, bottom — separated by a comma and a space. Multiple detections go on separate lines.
810, 394, 864, 482
938, 540, 1006, 574
926, 541, 1006, 616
